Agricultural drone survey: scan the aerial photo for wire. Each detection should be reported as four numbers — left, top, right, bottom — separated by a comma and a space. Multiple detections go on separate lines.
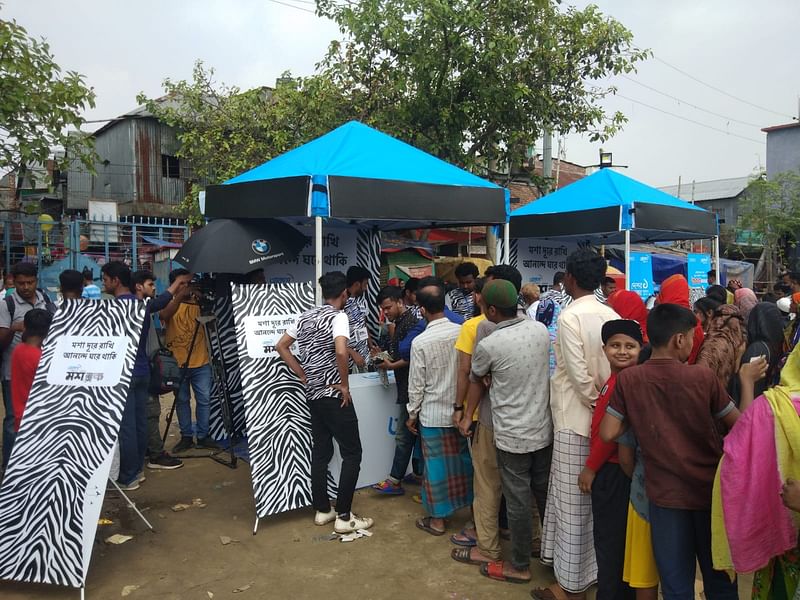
264, 0, 317, 13
619, 75, 764, 128
614, 93, 766, 144
653, 56, 794, 119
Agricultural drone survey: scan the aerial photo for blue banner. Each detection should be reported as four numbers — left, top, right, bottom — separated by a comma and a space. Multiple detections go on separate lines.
687, 253, 711, 290
629, 252, 654, 300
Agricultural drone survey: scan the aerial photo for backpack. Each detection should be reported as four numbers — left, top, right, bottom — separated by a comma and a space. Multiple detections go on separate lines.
147, 318, 183, 394
5, 289, 58, 319
149, 348, 183, 394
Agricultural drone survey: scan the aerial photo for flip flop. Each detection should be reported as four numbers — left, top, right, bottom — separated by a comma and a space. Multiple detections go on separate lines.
415, 516, 445, 536
451, 547, 492, 565
530, 583, 579, 600
479, 560, 531, 584
449, 528, 477, 547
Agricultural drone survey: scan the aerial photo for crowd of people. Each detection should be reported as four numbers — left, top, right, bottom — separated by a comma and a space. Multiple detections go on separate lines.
278, 254, 800, 599
0, 261, 222, 489
2, 251, 800, 597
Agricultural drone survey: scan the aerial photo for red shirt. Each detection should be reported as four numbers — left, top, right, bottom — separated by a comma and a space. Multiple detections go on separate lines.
586, 372, 619, 472
11, 343, 42, 432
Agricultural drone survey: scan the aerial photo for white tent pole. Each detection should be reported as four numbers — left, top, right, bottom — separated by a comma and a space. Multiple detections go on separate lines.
503, 223, 510, 265
624, 229, 631, 291
714, 235, 721, 285
315, 216, 323, 305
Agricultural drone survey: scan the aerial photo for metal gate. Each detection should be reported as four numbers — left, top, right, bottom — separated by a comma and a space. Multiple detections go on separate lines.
1, 215, 189, 295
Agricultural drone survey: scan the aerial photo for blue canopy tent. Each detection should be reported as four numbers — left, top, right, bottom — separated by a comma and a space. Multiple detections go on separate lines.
204, 121, 510, 299
509, 168, 721, 288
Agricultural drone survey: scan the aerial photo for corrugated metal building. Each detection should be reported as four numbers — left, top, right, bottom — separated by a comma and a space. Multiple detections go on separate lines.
67, 104, 188, 217
659, 176, 750, 229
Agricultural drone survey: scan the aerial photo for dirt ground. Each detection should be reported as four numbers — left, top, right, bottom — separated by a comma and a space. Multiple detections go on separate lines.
1, 412, 754, 600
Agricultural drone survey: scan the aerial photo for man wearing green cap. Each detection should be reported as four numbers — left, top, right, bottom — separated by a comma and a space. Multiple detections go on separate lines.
458, 278, 553, 584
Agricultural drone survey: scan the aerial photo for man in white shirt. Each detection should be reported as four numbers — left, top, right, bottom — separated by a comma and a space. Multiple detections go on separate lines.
276, 271, 374, 535
407, 278, 473, 537
534, 250, 619, 600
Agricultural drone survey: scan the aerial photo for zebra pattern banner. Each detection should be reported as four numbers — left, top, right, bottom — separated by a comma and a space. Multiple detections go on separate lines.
356, 229, 381, 341
0, 299, 145, 588
230, 282, 336, 517
207, 295, 247, 441
207, 227, 381, 442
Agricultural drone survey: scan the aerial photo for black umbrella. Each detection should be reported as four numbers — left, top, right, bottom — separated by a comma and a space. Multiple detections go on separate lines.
174, 218, 308, 274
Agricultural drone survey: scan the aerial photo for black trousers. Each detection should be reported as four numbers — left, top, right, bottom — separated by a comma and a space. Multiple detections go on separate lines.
591, 462, 635, 600
309, 397, 362, 516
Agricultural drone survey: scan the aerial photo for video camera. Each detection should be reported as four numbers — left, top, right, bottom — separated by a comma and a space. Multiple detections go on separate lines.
188, 274, 217, 315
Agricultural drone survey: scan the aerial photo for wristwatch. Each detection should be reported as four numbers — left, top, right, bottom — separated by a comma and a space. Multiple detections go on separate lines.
453, 404, 464, 412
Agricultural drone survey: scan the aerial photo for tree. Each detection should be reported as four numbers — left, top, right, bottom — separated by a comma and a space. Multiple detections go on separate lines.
138, 62, 353, 225
144, 0, 647, 222
316, 0, 649, 174
0, 14, 96, 192
738, 170, 800, 282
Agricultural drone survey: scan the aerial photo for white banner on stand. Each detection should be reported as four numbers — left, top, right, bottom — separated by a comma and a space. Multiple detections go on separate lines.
231, 283, 400, 519
0, 299, 145, 588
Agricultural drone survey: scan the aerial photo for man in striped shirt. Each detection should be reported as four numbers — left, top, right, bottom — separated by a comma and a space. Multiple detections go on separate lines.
276, 271, 374, 535
407, 278, 473, 537
446, 262, 479, 320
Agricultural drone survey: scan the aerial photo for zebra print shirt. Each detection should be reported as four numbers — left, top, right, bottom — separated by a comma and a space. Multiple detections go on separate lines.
446, 288, 475, 320
289, 304, 350, 402
344, 296, 370, 362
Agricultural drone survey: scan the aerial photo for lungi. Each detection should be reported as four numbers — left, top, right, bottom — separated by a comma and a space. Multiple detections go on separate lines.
541, 429, 598, 593
419, 425, 473, 519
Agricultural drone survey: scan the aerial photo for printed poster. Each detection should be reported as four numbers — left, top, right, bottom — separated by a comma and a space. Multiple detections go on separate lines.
629, 252, 654, 300
688, 253, 711, 291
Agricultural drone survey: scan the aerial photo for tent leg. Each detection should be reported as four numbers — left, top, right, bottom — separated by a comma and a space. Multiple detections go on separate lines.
503, 223, 510, 265
624, 229, 631, 291
315, 217, 323, 305
714, 235, 721, 285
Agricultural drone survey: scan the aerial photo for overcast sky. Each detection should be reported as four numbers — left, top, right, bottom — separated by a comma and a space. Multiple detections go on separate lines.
4, 0, 798, 188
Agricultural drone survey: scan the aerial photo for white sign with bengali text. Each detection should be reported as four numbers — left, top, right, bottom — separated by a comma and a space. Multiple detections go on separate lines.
243, 314, 298, 359
515, 239, 579, 287
260, 226, 357, 285
47, 336, 129, 387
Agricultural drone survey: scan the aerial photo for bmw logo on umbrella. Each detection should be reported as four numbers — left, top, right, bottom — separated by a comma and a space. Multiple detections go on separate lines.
251, 239, 271, 255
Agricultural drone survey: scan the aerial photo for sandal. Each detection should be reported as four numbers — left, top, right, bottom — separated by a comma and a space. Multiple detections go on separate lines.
530, 583, 585, 600
449, 528, 477, 547
479, 560, 531, 584
451, 546, 492, 565
415, 516, 445, 536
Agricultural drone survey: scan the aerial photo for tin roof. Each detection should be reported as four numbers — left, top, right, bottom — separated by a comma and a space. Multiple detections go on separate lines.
658, 176, 750, 202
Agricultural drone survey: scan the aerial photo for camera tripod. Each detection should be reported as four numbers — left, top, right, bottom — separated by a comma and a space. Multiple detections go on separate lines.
161, 305, 239, 469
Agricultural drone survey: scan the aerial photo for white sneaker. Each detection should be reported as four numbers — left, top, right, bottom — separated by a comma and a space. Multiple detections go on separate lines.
314, 508, 337, 526
137, 471, 146, 483
334, 513, 374, 534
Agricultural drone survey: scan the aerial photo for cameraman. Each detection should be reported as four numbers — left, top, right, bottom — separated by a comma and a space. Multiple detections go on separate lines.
159, 269, 219, 453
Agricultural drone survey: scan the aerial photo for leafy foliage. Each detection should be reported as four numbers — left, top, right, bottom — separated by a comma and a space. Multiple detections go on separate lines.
0, 14, 95, 187
138, 63, 353, 225
316, 0, 649, 171
142, 0, 647, 221
739, 170, 800, 251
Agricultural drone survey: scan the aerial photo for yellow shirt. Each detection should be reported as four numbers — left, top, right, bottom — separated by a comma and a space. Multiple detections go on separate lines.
455, 314, 486, 420
165, 302, 209, 369
455, 314, 486, 355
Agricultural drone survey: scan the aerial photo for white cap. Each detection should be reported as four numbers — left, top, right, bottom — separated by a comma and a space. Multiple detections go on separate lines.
777, 296, 792, 314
